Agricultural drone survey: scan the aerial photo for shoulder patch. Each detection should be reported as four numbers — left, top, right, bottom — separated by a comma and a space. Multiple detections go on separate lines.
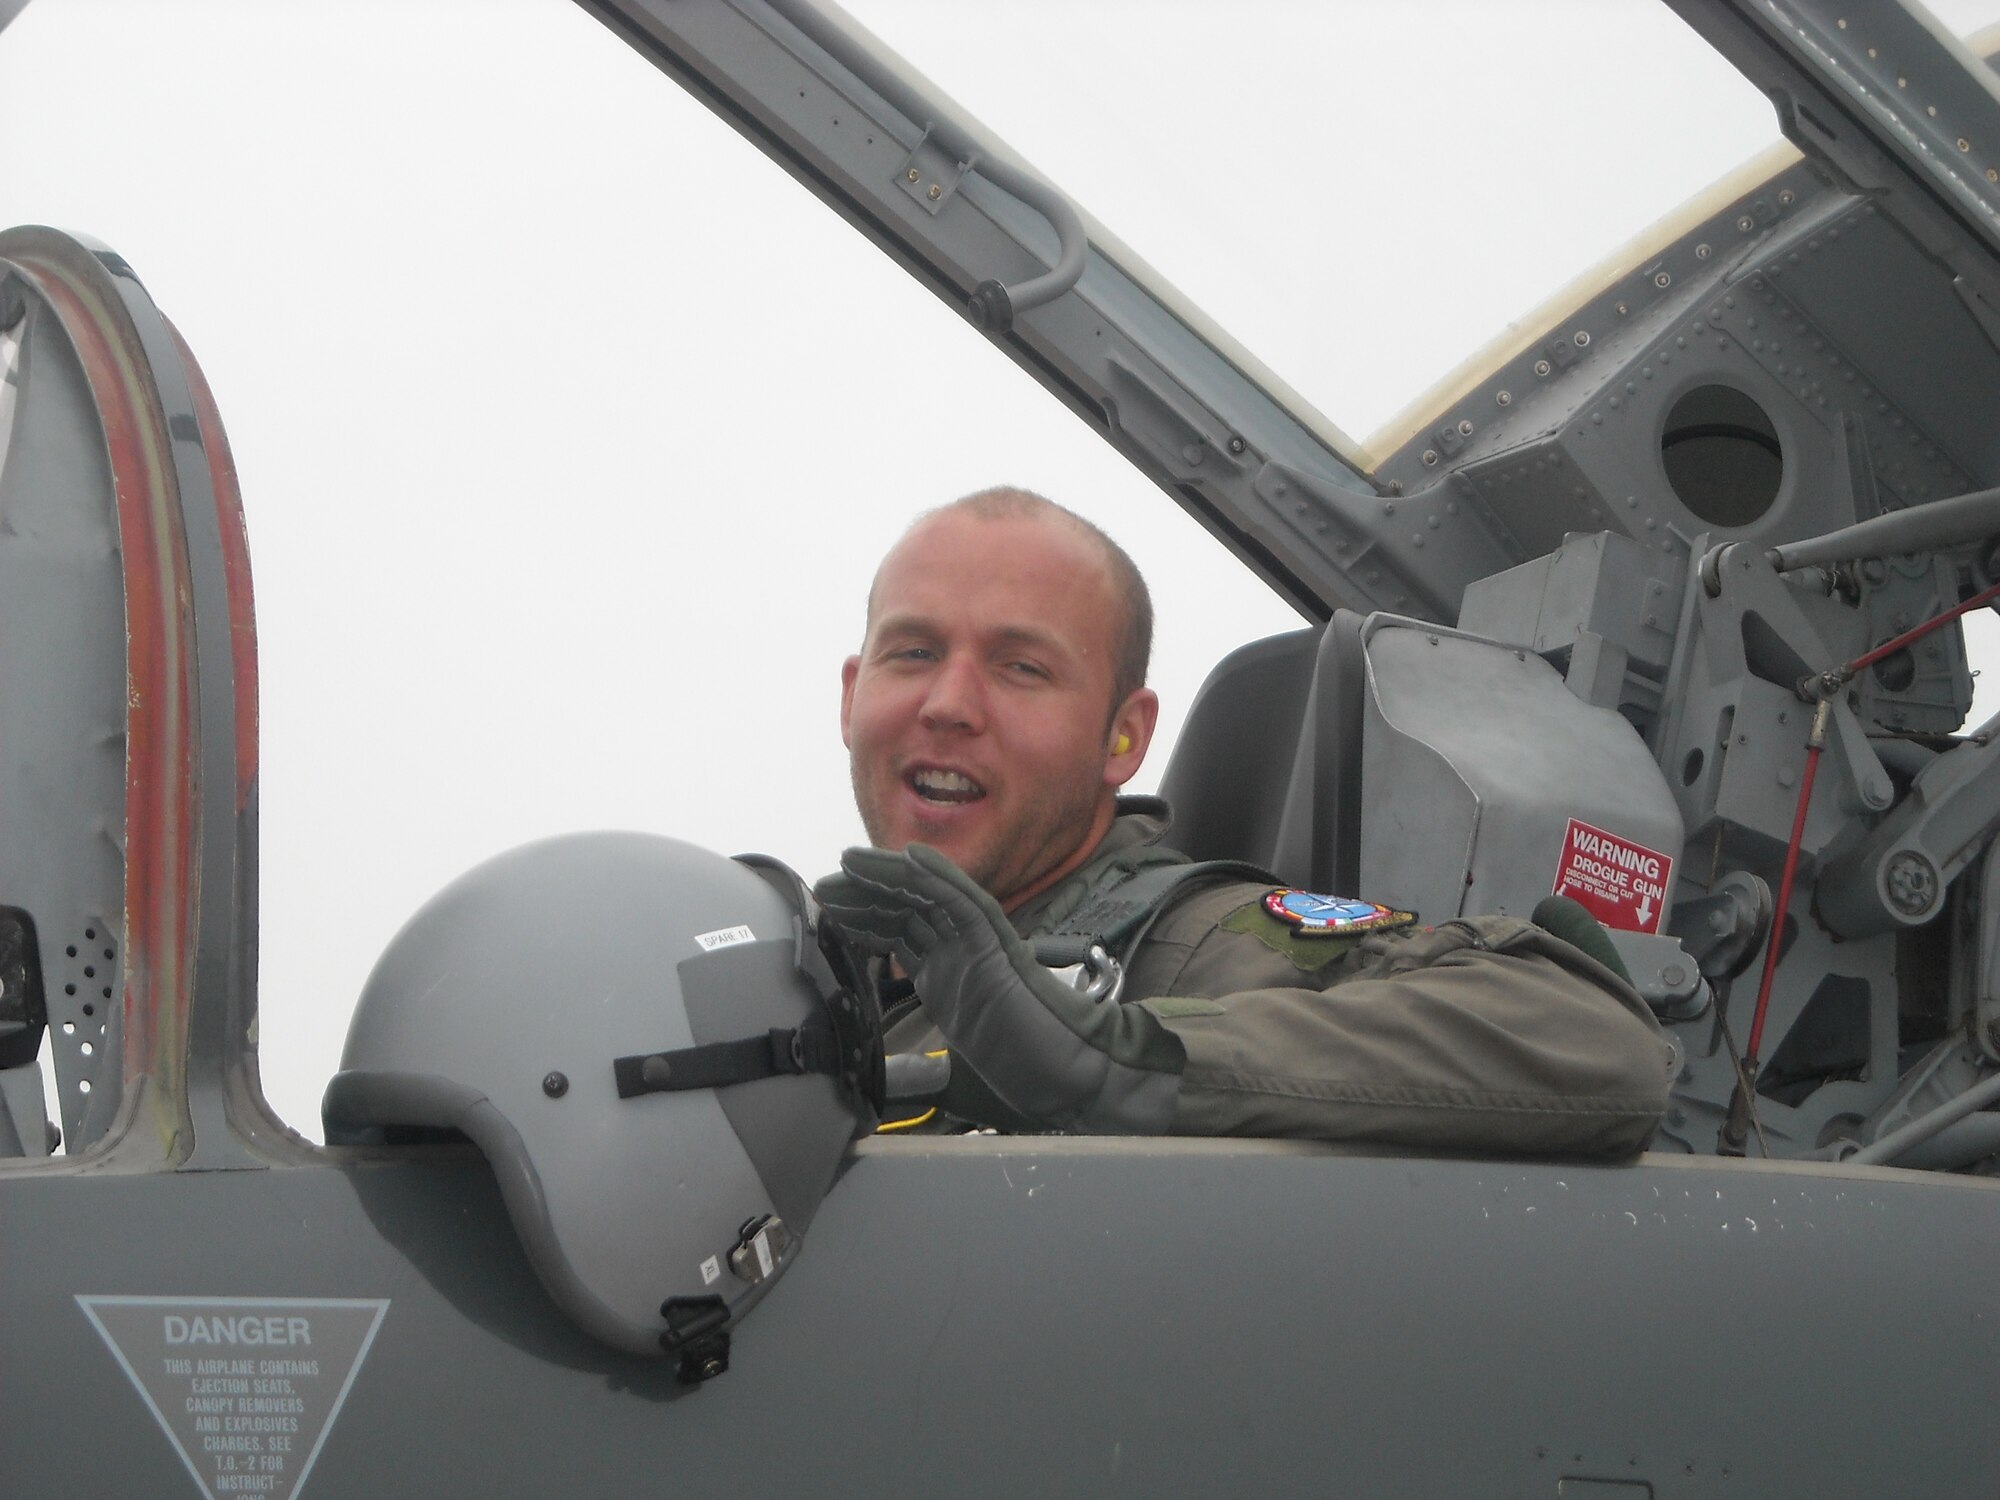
1261, 889, 1417, 936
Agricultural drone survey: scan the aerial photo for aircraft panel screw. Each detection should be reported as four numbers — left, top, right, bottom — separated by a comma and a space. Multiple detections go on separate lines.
1496, 390, 1511, 405
1457, 420, 1473, 436
927, 184, 941, 200
906, 168, 920, 182
1227, 435, 1246, 454
543, 1071, 570, 1098
1573, 330, 1590, 347
1534, 359, 1551, 377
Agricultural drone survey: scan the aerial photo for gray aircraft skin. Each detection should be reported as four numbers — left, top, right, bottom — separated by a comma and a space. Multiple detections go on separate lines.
8, 1, 2000, 1495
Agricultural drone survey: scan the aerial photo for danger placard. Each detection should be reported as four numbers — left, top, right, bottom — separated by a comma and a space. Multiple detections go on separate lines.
78, 1295, 387, 1500
1552, 819, 1673, 934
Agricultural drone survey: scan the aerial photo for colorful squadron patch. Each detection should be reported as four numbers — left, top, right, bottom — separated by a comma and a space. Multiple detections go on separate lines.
1261, 889, 1417, 936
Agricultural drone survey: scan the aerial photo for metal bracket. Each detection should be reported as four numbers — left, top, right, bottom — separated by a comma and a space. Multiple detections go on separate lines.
1102, 353, 1242, 482
1604, 929, 1712, 1022
1818, 723, 2000, 937
1822, 695, 1896, 815
895, 124, 965, 216
1670, 871, 1773, 985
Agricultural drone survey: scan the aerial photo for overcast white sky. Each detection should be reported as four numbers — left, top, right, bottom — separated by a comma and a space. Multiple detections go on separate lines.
2, 0, 1997, 1139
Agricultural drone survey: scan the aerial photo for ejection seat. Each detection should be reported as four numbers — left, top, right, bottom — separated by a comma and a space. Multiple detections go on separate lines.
1157, 611, 1367, 897
1156, 608, 1701, 1010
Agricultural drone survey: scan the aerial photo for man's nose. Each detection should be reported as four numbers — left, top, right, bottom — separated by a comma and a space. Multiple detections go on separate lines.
918, 653, 986, 733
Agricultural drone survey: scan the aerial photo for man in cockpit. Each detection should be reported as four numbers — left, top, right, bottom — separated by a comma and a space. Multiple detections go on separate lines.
815, 487, 1670, 1154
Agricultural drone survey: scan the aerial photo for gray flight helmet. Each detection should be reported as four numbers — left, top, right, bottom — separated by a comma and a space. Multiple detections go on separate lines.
323, 832, 882, 1378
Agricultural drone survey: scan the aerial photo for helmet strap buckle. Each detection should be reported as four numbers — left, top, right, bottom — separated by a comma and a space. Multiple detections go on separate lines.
659, 1295, 731, 1384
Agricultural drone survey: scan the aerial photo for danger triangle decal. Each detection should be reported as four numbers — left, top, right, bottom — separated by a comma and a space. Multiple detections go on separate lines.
77, 1295, 388, 1500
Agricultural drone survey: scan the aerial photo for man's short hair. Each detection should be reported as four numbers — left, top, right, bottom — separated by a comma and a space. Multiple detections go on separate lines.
868, 487, 1153, 709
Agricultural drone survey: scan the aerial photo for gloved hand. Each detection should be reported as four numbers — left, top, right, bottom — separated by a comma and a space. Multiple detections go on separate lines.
815, 844, 1184, 1134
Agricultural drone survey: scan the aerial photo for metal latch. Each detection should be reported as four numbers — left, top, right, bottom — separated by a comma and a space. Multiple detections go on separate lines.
1048, 941, 1125, 1007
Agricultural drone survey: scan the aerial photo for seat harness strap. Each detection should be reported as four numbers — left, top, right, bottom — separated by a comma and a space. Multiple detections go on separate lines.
1029, 858, 1278, 971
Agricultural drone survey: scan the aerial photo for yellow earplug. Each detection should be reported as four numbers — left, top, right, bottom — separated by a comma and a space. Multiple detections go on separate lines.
1114, 733, 1132, 755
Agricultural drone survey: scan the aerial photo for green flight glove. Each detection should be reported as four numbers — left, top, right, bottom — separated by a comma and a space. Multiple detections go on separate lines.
815, 844, 1185, 1134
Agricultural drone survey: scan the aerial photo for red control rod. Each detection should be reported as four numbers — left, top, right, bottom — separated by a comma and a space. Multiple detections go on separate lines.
1741, 576, 2000, 1072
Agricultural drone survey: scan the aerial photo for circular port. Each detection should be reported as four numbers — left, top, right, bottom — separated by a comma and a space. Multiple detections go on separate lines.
1662, 384, 1782, 527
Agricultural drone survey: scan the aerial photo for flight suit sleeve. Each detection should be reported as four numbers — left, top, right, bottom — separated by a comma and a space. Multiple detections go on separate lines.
1123, 884, 1673, 1158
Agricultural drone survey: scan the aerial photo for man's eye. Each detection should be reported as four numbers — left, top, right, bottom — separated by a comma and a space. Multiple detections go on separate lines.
1004, 660, 1050, 680
887, 646, 936, 662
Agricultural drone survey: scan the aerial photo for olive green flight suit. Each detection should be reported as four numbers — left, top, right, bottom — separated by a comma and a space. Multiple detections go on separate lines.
883, 800, 1672, 1158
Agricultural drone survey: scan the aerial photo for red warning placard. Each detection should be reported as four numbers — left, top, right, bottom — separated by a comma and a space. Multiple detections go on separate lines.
1552, 818, 1673, 934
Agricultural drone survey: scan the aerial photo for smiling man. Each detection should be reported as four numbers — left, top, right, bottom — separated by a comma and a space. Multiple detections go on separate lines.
820, 487, 1671, 1155
839, 488, 1157, 912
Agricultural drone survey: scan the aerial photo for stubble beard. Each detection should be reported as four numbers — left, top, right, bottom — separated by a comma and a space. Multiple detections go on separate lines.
851, 756, 1105, 906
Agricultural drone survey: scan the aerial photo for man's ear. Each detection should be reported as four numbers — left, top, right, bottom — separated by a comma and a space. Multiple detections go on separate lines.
1103, 688, 1160, 788
839, 656, 860, 748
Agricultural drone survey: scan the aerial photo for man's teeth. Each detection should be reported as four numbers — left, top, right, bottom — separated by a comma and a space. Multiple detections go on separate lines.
912, 769, 984, 803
